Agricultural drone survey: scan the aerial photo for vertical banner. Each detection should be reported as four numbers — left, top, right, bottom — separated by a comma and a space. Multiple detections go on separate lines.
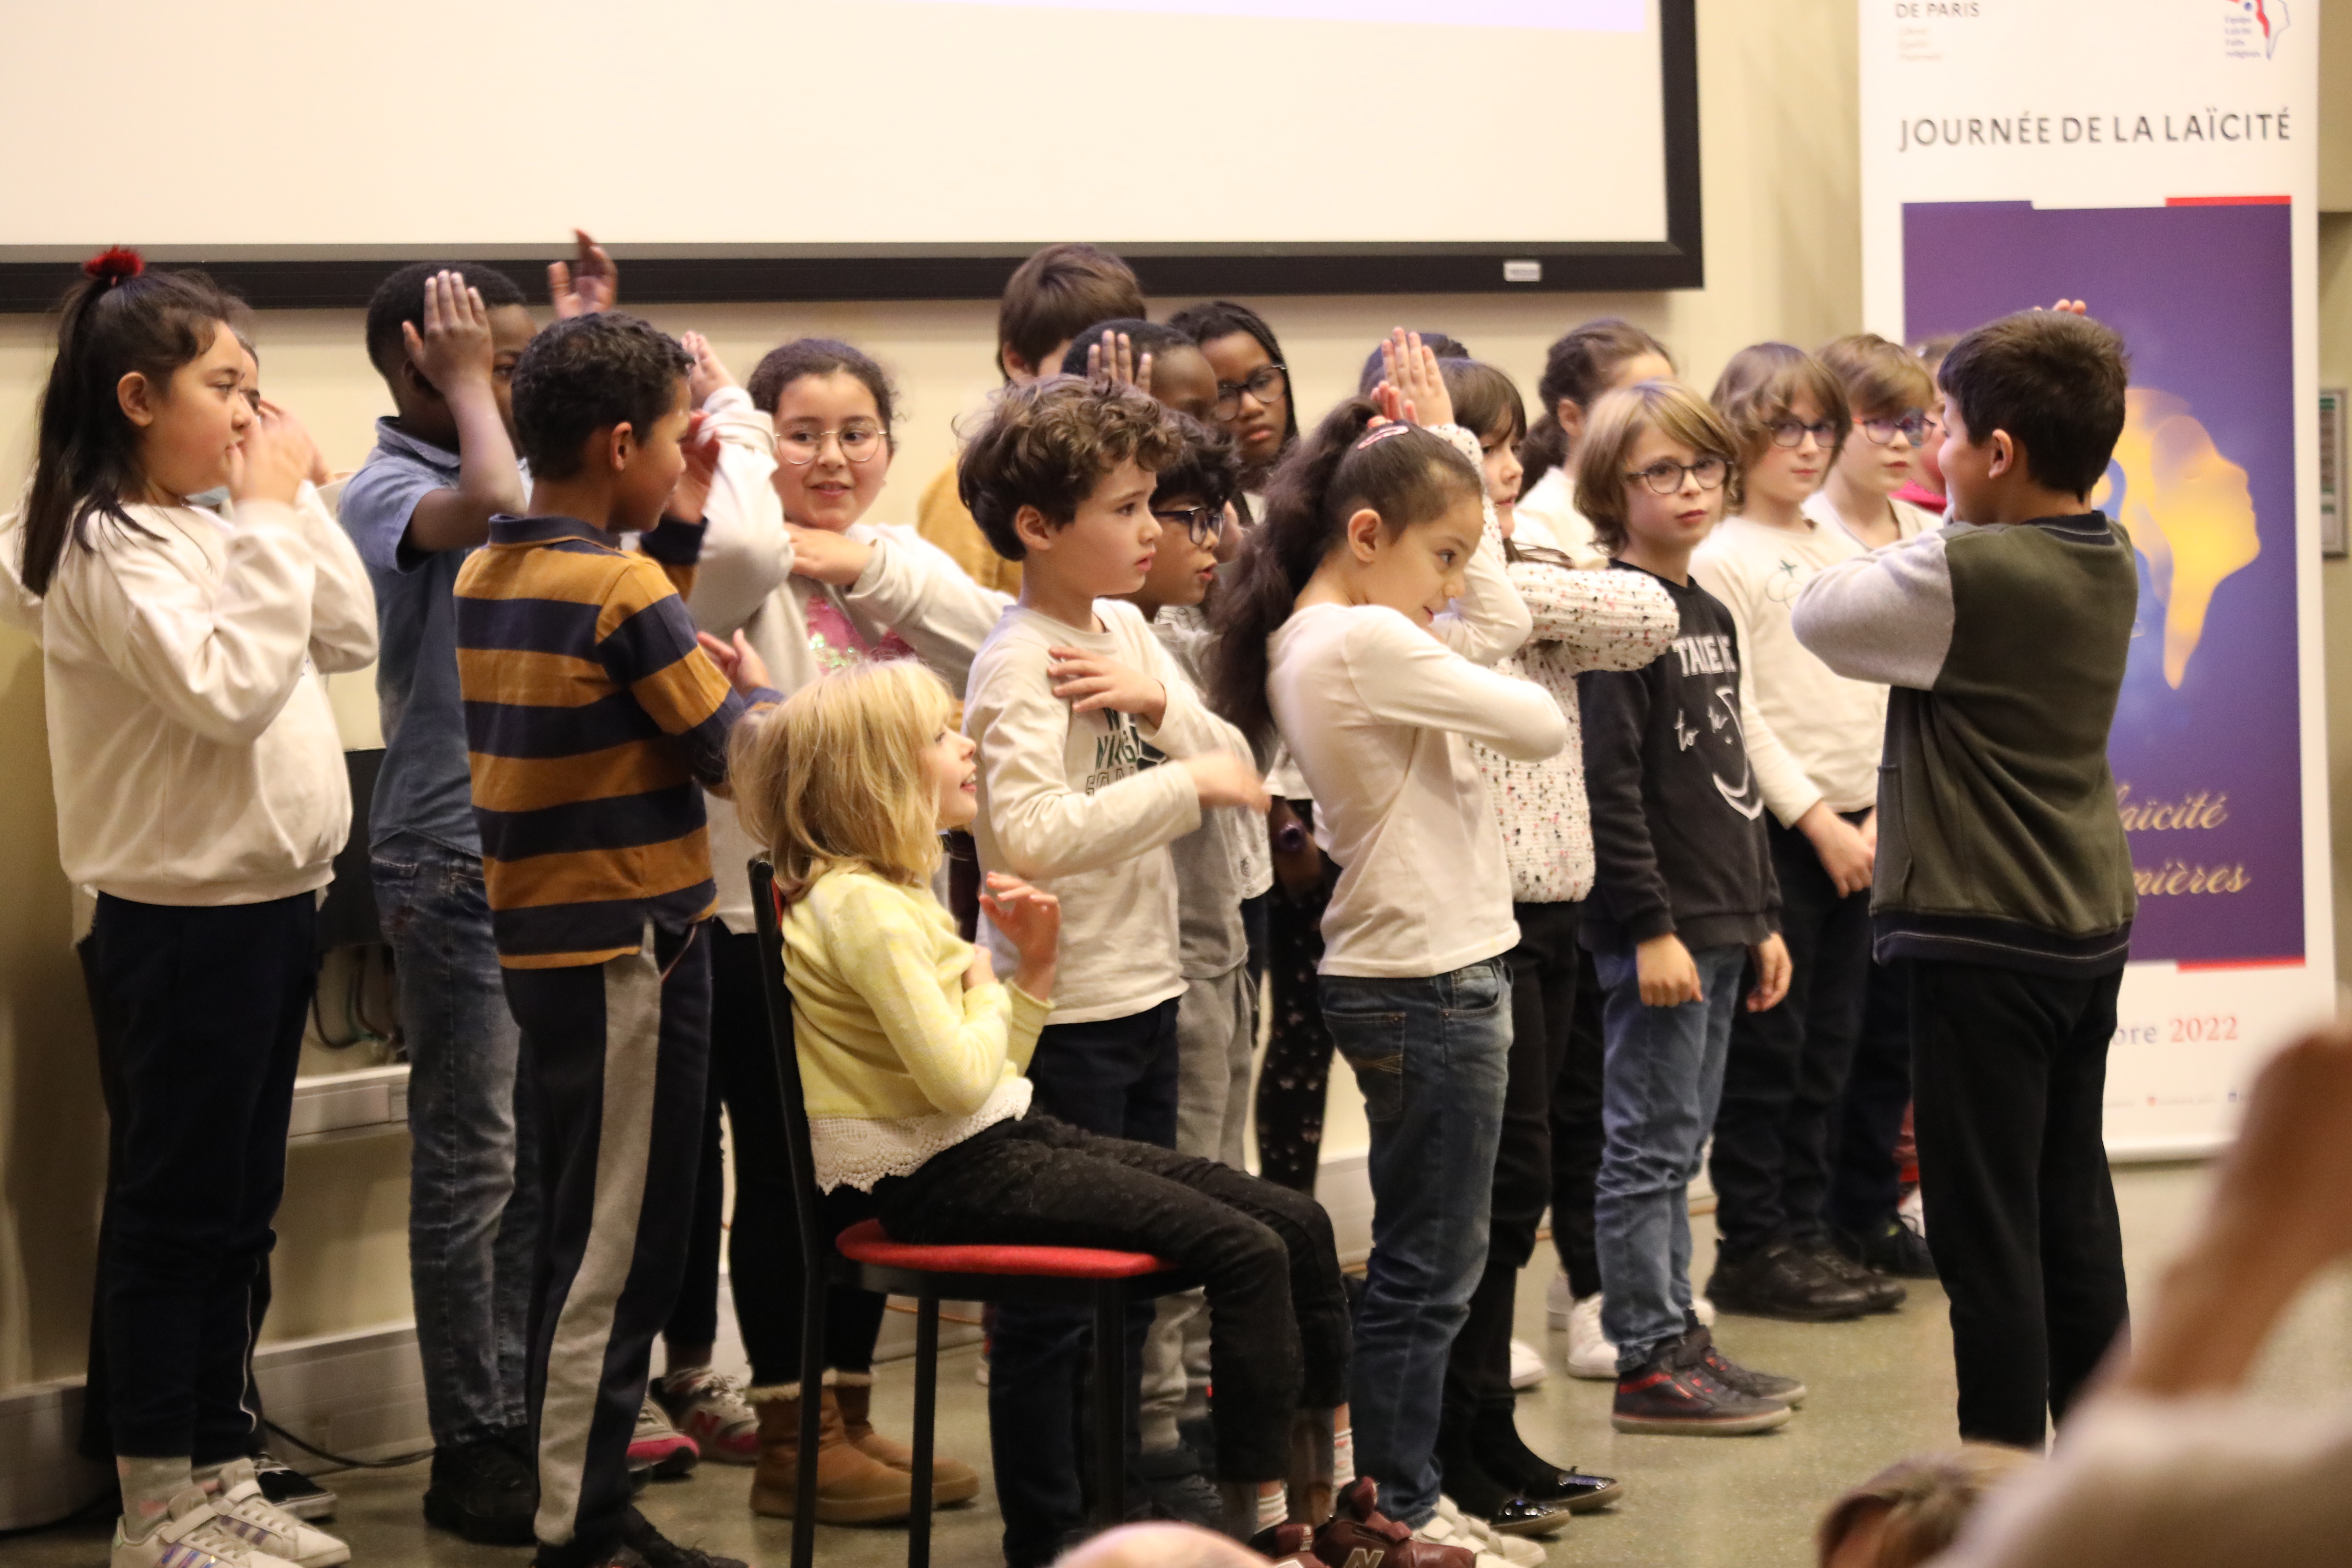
1859, 1, 2333, 1155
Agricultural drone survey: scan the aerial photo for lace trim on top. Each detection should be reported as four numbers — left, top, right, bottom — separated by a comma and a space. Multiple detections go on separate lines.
809, 1076, 1032, 1192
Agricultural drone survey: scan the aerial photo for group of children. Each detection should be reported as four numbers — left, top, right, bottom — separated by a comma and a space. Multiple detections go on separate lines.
7, 230, 2140, 1568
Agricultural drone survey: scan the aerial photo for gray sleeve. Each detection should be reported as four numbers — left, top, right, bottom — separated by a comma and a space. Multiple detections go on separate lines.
1791, 528, 1958, 690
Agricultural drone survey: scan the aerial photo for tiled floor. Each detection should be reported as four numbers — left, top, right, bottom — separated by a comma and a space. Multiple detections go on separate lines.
12, 1162, 2347, 1568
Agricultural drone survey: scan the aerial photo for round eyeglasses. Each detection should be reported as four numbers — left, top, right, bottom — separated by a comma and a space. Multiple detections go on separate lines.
1213, 364, 1288, 419
1858, 411, 1934, 446
778, 424, 887, 465
1624, 455, 1729, 495
1152, 505, 1223, 548
1765, 418, 1839, 448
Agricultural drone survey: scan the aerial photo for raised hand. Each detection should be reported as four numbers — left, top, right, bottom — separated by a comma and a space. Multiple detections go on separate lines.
667, 410, 721, 523
229, 402, 311, 507
550, 229, 620, 319
402, 270, 496, 397
257, 399, 331, 486
782, 522, 874, 586
1379, 328, 1454, 428
1084, 331, 1154, 396
682, 330, 736, 406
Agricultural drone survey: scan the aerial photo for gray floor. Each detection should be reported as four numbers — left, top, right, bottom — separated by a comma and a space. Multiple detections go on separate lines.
15, 1163, 2349, 1568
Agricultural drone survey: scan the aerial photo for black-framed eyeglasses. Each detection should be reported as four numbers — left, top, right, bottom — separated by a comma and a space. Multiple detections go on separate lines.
1765, 418, 1839, 448
778, 423, 887, 465
1152, 505, 1222, 548
1858, 411, 1933, 446
1212, 364, 1288, 418
1624, 456, 1729, 495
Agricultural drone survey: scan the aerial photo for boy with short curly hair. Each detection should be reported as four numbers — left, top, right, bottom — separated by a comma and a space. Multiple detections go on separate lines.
956, 375, 1269, 1567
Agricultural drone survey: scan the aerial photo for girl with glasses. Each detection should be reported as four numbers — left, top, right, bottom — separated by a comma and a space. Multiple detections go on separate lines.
1807, 335, 1943, 551
1169, 300, 1299, 496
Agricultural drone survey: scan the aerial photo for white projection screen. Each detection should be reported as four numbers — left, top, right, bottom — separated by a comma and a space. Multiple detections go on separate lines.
0, 0, 1698, 309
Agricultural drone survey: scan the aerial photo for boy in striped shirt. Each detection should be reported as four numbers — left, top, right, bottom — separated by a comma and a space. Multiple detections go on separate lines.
454, 311, 775, 1568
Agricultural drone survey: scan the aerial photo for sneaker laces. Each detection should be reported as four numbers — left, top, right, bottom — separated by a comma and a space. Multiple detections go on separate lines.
635, 1396, 682, 1440
668, 1368, 754, 1420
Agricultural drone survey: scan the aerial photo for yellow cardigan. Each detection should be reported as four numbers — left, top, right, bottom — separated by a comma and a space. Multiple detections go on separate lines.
782, 866, 1050, 1189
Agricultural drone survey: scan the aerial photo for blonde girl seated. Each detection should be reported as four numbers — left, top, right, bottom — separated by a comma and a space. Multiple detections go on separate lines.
734, 660, 1354, 1545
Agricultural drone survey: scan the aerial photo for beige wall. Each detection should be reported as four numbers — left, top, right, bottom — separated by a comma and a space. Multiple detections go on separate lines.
0, 0, 2326, 1392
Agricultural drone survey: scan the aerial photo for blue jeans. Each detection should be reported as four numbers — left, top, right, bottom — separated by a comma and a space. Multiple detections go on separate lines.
1320, 958, 1511, 1529
1592, 942, 1748, 1372
373, 833, 540, 1446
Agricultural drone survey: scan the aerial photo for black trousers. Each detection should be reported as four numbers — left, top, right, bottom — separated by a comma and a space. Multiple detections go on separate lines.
1709, 816, 1873, 1259
1256, 801, 1340, 1192
1824, 957, 1914, 1235
83, 893, 315, 1462
1909, 958, 2129, 1447
876, 1113, 1350, 1488
1445, 902, 1579, 1422
507, 923, 711, 1567
1546, 946, 1608, 1299
668, 928, 888, 1388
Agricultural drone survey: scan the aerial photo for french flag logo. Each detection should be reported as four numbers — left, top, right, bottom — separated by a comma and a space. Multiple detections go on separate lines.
2240, 0, 2289, 57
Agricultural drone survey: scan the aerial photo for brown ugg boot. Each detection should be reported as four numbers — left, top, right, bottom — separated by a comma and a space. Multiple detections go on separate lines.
748, 1382, 916, 1523
832, 1373, 981, 1505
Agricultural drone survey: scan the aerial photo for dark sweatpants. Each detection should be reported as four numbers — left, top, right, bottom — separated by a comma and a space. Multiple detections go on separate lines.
1547, 946, 1608, 1299
83, 892, 315, 1463
506, 922, 712, 1568
1909, 958, 2129, 1448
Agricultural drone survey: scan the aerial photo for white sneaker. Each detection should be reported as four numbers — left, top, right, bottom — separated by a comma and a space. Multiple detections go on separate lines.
1543, 1270, 1573, 1331
1693, 1294, 1717, 1328
1412, 1503, 1520, 1568
113, 1488, 267, 1568
205, 1461, 350, 1568
1563, 1292, 1618, 1380
1433, 1496, 1548, 1565
658, 1367, 761, 1465
1507, 1338, 1547, 1390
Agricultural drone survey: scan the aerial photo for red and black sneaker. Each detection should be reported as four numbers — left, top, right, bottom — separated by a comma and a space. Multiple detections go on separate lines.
1611, 1341, 1792, 1436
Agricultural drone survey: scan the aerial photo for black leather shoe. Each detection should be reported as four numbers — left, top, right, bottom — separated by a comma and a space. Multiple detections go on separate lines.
1467, 1412, 1622, 1513
619, 1508, 747, 1568
1706, 1240, 1876, 1322
1803, 1236, 1906, 1311
424, 1429, 538, 1545
1431, 1444, 1573, 1537
1837, 1217, 1939, 1279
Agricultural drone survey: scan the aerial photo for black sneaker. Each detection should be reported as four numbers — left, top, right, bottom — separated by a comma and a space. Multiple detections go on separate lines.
1467, 1416, 1622, 1514
1682, 1326, 1807, 1407
1802, 1236, 1906, 1312
1706, 1240, 1876, 1322
425, 1429, 539, 1545
618, 1506, 747, 1568
1837, 1217, 1939, 1280
1136, 1446, 1221, 1530
1611, 1348, 1791, 1436
250, 1453, 337, 1522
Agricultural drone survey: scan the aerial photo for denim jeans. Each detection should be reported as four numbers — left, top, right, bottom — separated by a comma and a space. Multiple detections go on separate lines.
1320, 958, 1512, 1529
374, 833, 540, 1446
1592, 942, 1748, 1373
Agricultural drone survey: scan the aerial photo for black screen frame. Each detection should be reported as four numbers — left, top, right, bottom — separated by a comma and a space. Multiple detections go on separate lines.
0, 1, 1698, 313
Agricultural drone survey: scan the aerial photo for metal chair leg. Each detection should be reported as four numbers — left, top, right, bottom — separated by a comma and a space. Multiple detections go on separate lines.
1091, 1280, 1126, 1531
910, 1292, 939, 1568
792, 1275, 826, 1568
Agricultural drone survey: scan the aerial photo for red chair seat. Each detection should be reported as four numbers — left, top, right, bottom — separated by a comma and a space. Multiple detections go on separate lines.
835, 1218, 1171, 1279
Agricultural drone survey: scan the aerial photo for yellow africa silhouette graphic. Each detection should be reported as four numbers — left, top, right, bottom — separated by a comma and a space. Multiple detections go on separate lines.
2091, 387, 2260, 689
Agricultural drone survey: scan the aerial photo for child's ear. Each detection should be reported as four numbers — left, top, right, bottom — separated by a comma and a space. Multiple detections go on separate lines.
1984, 428, 2017, 480
594, 423, 634, 475
1013, 503, 1056, 556
117, 371, 159, 429
1555, 398, 1585, 445
1344, 506, 1385, 562
397, 355, 444, 406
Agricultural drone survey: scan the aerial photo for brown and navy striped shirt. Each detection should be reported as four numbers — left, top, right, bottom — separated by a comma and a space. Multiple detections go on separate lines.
454, 514, 778, 968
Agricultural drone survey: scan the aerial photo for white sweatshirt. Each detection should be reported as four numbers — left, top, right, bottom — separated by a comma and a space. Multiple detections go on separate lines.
1511, 467, 1608, 567
965, 597, 1234, 1024
35, 492, 378, 905
1268, 458, 1560, 978
1691, 513, 1888, 823
684, 388, 1008, 932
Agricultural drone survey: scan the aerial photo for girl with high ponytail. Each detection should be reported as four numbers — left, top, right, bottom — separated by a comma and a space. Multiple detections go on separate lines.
1513, 319, 1675, 564
1210, 331, 1569, 1537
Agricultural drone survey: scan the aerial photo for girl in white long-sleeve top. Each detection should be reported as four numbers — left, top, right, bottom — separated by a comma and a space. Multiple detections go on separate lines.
14, 252, 375, 1568
1211, 331, 1561, 1548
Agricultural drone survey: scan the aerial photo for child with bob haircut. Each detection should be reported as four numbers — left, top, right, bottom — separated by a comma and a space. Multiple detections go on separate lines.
1514, 320, 1675, 564
1436, 357, 1673, 1528
1213, 332, 1559, 1555
958, 374, 1270, 1567
917, 243, 1147, 594
733, 659, 1351, 1550
1691, 343, 1909, 1326
15, 251, 376, 1568
1573, 379, 1797, 1436
1795, 307, 2138, 1451
1805, 335, 1940, 551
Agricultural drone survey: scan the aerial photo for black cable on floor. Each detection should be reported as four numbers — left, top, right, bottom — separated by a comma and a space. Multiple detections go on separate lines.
266, 1419, 435, 1472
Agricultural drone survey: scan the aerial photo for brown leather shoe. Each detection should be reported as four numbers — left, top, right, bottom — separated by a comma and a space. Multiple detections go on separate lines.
1310, 1478, 1475, 1568
747, 1386, 915, 1523
832, 1374, 981, 1506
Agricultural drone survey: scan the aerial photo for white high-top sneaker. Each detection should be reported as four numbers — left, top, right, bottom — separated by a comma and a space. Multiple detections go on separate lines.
1563, 1291, 1618, 1380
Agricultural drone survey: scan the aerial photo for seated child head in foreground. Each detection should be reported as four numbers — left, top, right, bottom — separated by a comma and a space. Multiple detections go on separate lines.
1817, 1446, 2034, 1568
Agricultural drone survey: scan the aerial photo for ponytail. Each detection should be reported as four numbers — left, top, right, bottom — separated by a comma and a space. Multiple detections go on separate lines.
1516, 318, 1673, 497
1208, 399, 1481, 752
22, 252, 243, 596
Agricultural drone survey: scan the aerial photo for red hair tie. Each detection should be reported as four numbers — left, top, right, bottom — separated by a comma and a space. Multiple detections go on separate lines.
83, 247, 145, 288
